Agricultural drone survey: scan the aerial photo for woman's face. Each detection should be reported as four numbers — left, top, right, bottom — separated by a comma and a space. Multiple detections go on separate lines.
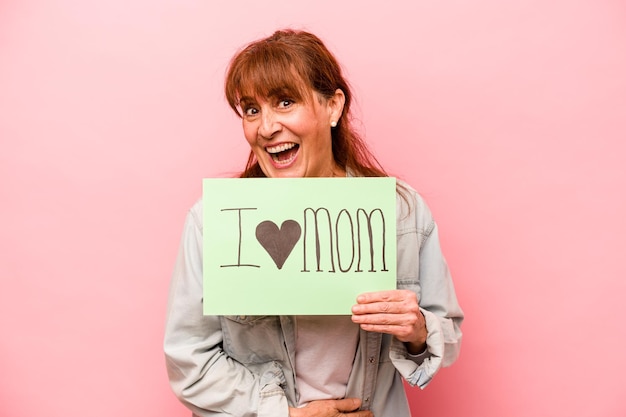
240, 88, 345, 178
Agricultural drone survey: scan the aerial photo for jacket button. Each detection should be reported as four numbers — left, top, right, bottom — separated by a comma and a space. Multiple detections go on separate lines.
369, 356, 375, 364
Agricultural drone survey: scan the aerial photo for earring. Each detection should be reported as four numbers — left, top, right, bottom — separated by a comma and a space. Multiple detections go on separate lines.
330, 121, 337, 128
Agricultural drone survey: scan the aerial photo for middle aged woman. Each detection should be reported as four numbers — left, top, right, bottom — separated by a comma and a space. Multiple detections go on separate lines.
165, 29, 464, 417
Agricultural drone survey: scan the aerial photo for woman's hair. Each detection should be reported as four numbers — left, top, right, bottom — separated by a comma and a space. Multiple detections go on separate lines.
224, 29, 388, 179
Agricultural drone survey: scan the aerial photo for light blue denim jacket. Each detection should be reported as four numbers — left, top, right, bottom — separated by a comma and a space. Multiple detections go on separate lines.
164, 181, 464, 417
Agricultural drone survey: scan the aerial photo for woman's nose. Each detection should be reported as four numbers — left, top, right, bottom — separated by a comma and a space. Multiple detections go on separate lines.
258, 110, 281, 139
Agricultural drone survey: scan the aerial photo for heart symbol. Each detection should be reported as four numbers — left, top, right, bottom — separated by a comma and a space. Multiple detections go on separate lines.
255, 220, 302, 270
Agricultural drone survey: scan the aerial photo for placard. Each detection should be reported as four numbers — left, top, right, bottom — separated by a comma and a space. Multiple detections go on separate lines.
202, 177, 396, 315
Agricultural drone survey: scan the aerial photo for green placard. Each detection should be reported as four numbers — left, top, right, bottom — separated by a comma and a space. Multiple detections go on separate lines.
202, 177, 397, 315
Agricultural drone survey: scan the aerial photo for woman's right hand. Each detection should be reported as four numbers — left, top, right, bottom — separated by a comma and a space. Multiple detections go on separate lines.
289, 398, 373, 417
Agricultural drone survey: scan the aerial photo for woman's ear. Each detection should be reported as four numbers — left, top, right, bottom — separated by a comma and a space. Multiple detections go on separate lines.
328, 88, 346, 125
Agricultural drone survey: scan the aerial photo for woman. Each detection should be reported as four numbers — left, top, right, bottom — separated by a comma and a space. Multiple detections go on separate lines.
164, 29, 463, 417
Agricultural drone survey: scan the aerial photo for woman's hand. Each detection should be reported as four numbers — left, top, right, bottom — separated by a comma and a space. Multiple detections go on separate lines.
289, 398, 373, 417
351, 290, 427, 354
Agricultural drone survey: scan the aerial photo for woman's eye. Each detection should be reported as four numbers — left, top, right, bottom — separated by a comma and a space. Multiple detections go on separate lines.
244, 107, 259, 117
277, 99, 293, 108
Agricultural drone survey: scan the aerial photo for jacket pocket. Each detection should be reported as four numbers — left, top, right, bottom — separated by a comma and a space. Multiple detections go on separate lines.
221, 315, 286, 365
224, 315, 272, 324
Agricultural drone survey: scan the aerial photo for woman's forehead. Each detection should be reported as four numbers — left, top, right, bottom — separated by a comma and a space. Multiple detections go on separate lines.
236, 62, 310, 94
236, 83, 314, 105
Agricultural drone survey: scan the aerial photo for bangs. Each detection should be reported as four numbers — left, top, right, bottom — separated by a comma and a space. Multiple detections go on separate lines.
225, 43, 313, 116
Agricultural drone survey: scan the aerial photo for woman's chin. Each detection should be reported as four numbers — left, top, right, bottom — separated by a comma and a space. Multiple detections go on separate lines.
266, 169, 304, 179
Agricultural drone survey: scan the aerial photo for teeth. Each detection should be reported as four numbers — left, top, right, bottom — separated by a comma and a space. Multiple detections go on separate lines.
267, 143, 296, 154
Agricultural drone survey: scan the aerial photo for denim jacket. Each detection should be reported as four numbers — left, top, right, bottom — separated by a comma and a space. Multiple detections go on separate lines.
164, 181, 464, 417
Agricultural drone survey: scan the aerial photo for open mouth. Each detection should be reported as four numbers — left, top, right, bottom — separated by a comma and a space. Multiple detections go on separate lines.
266, 142, 300, 165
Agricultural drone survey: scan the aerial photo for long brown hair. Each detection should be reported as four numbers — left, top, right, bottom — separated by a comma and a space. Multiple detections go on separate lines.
224, 29, 388, 179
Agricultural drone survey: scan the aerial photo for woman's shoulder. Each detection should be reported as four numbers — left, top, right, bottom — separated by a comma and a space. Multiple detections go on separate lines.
186, 197, 204, 228
395, 178, 435, 230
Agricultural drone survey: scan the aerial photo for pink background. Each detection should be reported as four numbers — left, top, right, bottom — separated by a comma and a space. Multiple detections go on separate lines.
1, 0, 625, 416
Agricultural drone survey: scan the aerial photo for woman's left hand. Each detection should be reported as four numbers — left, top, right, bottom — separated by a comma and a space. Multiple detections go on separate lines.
351, 289, 427, 354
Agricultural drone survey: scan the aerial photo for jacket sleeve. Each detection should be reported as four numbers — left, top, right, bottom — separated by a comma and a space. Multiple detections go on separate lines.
389, 190, 464, 389
163, 203, 290, 417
